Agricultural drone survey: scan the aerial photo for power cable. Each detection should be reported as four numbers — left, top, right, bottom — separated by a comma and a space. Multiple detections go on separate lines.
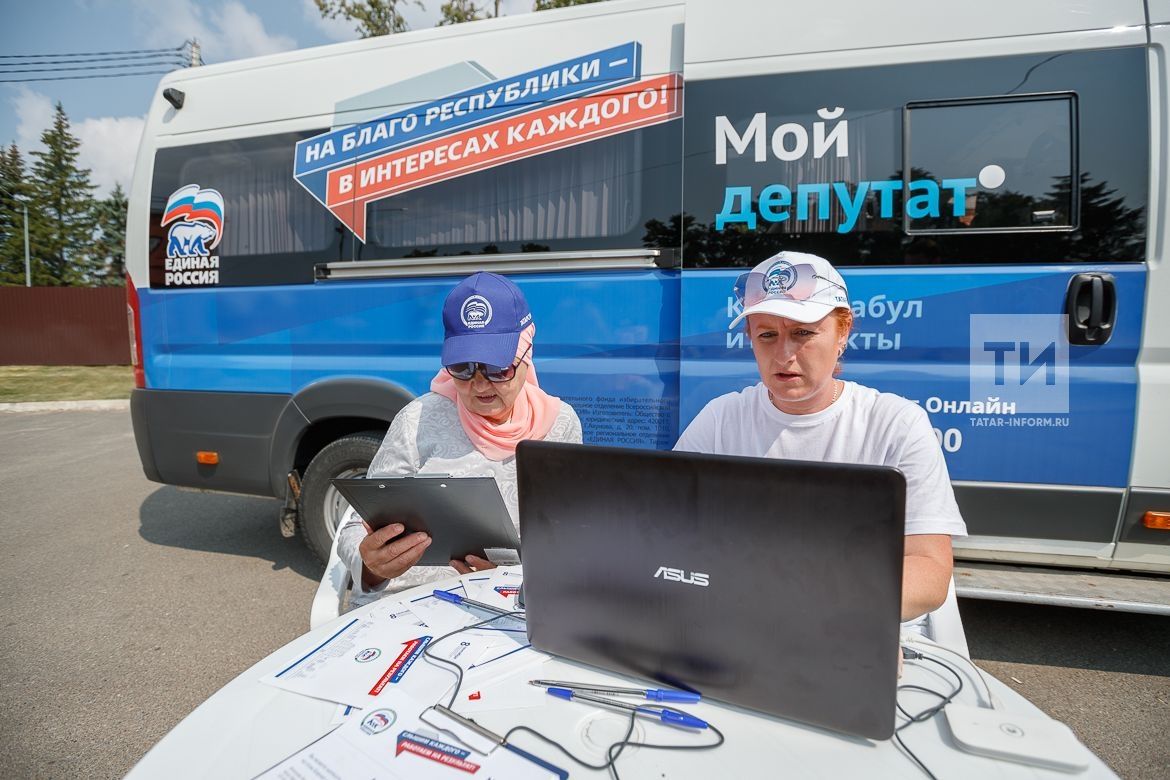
0, 70, 176, 83
0, 44, 188, 59
0, 60, 188, 75
0, 41, 195, 82
0, 54, 190, 68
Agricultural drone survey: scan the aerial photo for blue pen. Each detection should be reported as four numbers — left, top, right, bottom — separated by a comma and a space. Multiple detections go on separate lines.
545, 687, 709, 729
529, 679, 701, 704
431, 588, 514, 616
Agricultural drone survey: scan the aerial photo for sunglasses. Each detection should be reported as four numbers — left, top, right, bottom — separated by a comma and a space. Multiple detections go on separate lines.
733, 263, 847, 308
444, 345, 531, 383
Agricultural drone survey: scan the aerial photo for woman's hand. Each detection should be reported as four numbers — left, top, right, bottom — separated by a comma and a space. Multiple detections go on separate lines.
359, 522, 431, 589
449, 554, 497, 574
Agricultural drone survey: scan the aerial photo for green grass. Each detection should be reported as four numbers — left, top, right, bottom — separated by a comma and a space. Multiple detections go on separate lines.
0, 365, 134, 403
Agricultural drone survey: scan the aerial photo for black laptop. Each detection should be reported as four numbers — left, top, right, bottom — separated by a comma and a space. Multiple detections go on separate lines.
516, 441, 905, 740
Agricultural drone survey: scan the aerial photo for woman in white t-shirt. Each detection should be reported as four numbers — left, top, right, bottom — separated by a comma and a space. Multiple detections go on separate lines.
674, 251, 966, 624
337, 272, 582, 607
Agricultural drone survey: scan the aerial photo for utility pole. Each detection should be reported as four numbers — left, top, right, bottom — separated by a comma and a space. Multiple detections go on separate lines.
22, 201, 29, 287
189, 39, 202, 67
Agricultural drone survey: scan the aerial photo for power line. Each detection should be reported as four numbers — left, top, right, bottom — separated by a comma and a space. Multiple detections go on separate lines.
0, 61, 187, 75
0, 41, 196, 83
0, 53, 192, 68
0, 60, 188, 75
0, 70, 176, 84
0, 44, 188, 59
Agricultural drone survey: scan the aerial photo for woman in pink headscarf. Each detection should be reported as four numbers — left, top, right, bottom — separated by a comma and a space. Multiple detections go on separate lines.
336, 272, 582, 607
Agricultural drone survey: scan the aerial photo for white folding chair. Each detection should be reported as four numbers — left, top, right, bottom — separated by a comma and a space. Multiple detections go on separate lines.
309, 526, 352, 629
922, 578, 970, 658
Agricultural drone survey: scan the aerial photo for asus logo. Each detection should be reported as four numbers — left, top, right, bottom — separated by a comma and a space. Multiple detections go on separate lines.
654, 566, 710, 587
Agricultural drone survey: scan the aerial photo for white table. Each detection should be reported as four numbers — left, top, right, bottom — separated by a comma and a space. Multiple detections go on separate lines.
128, 573, 1116, 779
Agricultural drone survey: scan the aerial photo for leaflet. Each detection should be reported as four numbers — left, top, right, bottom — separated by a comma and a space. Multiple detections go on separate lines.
463, 567, 525, 611
408, 570, 539, 685
261, 599, 468, 708
255, 689, 567, 780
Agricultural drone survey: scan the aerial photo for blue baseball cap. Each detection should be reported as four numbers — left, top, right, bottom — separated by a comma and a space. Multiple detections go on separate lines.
440, 272, 533, 368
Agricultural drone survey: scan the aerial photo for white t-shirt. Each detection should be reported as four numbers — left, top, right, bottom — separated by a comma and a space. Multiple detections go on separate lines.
338, 392, 583, 608
674, 381, 967, 538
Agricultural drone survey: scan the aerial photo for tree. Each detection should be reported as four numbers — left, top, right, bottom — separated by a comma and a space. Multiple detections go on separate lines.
0, 143, 31, 286
29, 102, 97, 285
1051, 172, 1144, 262
89, 183, 128, 286
533, 0, 604, 10
438, 0, 486, 25
314, 0, 422, 37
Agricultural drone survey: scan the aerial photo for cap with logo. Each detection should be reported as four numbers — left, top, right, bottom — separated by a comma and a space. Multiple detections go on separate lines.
441, 271, 534, 369
728, 250, 850, 329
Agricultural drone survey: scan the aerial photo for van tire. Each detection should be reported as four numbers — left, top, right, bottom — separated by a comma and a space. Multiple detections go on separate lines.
298, 431, 384, 564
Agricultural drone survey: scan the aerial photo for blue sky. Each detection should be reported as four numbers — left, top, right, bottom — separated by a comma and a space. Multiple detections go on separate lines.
0, 0, 536, 196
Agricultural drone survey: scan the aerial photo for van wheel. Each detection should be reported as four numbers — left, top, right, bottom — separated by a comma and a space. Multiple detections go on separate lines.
298, 431, 384, 564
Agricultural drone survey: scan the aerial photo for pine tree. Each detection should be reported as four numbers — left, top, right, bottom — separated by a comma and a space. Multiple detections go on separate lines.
0, 143, 32, 286
89, 183, 128, 286
29, 102, 97, 285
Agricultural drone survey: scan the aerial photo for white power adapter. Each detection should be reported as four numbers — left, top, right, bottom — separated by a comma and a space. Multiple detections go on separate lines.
944, 703, 1093, 773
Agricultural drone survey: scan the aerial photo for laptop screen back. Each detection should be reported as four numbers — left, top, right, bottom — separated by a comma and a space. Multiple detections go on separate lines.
516, 441, 905, 740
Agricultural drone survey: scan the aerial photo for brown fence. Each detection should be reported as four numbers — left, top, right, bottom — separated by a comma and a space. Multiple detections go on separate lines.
0, 287, 130, 365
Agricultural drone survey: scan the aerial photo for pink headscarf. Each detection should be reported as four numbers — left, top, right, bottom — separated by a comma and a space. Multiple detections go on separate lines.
430, 324, 562, 461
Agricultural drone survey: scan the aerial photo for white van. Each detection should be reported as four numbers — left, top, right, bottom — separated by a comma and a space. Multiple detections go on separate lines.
126, 0, 1170, 611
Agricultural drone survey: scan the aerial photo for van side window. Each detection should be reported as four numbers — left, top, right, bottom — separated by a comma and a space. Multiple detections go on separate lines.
904, 95, 1076, 233
363, 133, 643, 252
345, 120, 681, 260
682, 46, 1147, 268
150, 132, 348, 287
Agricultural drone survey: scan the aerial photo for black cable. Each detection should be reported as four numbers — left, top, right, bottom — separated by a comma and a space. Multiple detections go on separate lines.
894, 730, 939, 780
896, 648, 964, 732
917, 641, 995, 707
893, 647, 971, 780
0, 44, 188, 59
0, 53, 192, 68
421, 606, 724, 777
0, 70, 177, 84
419, 608, 527, 708
504, 716, 638, 774
603, 718, 726, 780
505, 713, 725, 780
0, 60, 188, 75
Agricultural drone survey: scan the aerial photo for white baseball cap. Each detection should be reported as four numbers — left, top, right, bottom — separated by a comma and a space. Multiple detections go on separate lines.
728, 251, 850, 329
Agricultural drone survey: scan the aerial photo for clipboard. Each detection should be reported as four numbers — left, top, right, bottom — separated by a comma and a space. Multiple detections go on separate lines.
331, 475, 520, 565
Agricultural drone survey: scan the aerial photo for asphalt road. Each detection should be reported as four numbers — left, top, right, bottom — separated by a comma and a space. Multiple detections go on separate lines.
0, 409, 1167, 779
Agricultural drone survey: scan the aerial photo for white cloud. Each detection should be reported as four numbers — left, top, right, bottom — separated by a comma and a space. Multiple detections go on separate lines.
12, 88, 143, 196
303, 0, 360, 42
12, 88, 54, 154
74, 115, 146, 196
130, 0, 297, 63
216, 1, 298, 59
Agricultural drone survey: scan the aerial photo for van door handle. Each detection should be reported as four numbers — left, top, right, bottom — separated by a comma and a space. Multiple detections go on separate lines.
1065, 273, 1116, 345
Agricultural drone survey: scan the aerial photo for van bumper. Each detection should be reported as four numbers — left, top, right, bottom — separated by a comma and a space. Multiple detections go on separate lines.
130, 388, 290, 498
